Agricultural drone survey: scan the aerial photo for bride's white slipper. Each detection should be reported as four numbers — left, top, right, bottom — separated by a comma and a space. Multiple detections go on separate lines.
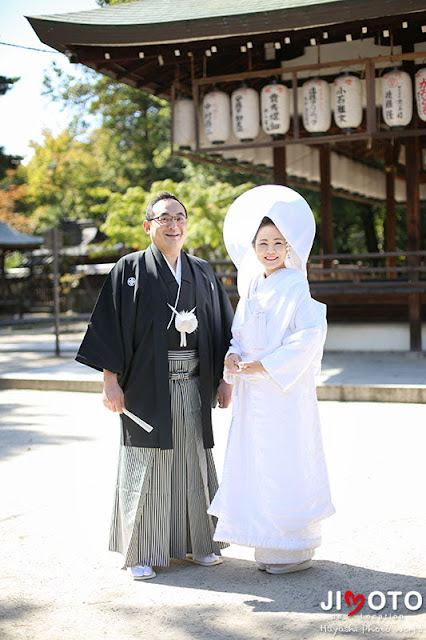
265, 560, 312, 574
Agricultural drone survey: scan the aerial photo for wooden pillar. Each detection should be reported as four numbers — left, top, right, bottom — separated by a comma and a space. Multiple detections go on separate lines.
405, 137, 422, 351
385, 143, 396, 277
0, 249, 5, 300
365, 59, 377, 135
319, 144, 333, 267
273, 146, 286, 185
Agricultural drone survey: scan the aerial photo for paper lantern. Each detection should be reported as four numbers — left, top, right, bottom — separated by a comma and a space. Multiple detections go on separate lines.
203, 89, 231, 144
231, 86, 260, 142
333, 74, 363, 130
381, 69, 413, 128
302, 78, 331, 133
415, 68, 426, 122
260, 83, 290, 136
173, 98, 195, 149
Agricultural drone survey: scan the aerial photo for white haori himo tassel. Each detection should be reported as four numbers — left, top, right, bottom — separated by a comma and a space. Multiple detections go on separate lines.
167, 304, 198, 347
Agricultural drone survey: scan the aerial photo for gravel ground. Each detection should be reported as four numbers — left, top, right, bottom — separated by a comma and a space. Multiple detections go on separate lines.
0, 391, 425, 640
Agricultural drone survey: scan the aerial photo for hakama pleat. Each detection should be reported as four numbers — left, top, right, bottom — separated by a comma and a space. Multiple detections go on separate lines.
109, 350, 225, 568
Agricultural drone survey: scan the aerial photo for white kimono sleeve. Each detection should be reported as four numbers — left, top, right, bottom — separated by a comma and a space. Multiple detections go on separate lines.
260, 289, 327, 393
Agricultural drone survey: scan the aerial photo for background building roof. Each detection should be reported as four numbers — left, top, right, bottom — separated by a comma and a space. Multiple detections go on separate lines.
0, 221, 43, 251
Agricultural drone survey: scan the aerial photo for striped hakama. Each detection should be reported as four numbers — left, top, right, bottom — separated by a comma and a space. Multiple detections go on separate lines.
109, 350, 225, 568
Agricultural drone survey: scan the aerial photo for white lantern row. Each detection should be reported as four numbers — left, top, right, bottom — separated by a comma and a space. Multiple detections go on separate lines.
173, 69, 426, 148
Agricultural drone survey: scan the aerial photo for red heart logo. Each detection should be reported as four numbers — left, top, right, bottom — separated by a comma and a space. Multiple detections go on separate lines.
344, 590, 365, 616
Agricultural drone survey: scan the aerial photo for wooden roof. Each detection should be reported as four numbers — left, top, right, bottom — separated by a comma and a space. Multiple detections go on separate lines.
0, 221, 43, 251
27, 0, 426, 99
27, 0, 426, 205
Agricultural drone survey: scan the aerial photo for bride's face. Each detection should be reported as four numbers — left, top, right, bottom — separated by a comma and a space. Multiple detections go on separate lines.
253, 224, 287, 276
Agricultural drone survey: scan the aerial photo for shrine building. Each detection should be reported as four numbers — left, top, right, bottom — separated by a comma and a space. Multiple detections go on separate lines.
28, 0, 426, 350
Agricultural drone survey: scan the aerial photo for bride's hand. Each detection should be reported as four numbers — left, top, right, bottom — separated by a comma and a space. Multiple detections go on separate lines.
235, 360, 265, 374
225, 353, 242, 372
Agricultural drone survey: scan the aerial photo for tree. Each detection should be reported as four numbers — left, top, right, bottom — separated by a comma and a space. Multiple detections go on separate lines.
0, 75, 18, 96
40, 52, 405, 257
100, 179, 253, 258
23, 129, 107, 229
0, 76, 22, 180
0, 175, 32, 234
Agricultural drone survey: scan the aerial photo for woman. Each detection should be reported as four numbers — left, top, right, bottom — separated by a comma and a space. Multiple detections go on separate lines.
208, 185, 335, 574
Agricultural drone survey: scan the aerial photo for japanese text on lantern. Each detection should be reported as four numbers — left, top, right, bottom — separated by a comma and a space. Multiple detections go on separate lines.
305, 86, 318, 126
204, 101, 213, 135
235, 95, 243, 133
263, 90, 281, 131
385, 90, 393, 122
418, 77, 426, 118
335, 86, 347, 124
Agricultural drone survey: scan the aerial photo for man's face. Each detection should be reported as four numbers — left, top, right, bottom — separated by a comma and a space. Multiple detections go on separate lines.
143, 198, 187, 255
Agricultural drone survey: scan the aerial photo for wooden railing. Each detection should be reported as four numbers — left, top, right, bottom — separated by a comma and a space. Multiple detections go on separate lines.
210, 251, 426, 297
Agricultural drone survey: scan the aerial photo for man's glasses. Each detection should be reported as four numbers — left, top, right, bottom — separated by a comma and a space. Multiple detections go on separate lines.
151, 214, 187, 226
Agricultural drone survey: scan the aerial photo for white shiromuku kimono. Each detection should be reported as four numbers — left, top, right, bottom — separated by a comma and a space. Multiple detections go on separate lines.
208, 267, 335, 563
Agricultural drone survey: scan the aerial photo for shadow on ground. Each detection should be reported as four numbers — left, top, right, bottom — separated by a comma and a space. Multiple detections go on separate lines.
144, 558, 425, 616
0, 401, 93, 460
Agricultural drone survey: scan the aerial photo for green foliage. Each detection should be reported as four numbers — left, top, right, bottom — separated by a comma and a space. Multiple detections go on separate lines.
5, 251, 22, 269
100, 179, 254, 257
7, 52, 420, 260
0, 76, 22, 179
331, 197, 380, 254
0, 148, 22, 182
100, 187, 148, 249
0, 75, 19, 96
23, 130, 107, 229
42, 67, 187, 191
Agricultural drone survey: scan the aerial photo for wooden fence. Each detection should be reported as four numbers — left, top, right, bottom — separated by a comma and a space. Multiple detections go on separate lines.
2, 251, 425, 348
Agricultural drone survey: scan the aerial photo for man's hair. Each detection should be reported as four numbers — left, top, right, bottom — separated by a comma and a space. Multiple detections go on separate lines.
145, 191, 187, 220
252, 216, 274, 244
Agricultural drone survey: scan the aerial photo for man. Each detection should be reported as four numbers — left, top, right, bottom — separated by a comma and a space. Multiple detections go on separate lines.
76, 191, 233, 580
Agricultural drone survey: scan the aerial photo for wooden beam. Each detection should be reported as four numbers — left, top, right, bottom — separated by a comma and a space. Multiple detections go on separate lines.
319, 144, 333, 267
385, 143, 396, 276
405, 136, 422, 351
172, 150, 413, 206
196, 126, 426, 154
273, 147, 287, 185
292, 72, 299, 139
365, 58, 377, 135
194, 50, 426, 88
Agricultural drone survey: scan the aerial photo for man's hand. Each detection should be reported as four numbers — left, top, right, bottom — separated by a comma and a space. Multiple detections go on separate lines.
103, 370, 124, 413
217, 379, 232, 409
